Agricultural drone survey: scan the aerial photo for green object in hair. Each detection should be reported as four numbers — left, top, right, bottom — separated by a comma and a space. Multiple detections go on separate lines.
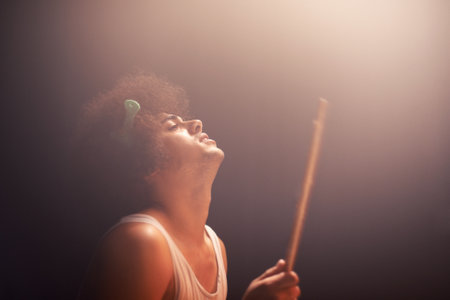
123, 99, 141, 130
111, 99, 141, 145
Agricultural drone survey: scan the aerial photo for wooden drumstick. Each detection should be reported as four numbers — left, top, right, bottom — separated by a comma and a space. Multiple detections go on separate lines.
286, 98, 328, 271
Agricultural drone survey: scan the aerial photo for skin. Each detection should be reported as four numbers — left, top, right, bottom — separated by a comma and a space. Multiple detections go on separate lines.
79, 113, 300, 300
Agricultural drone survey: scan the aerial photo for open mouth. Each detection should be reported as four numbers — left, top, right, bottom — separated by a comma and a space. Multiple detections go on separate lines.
199, 133, 209, 142
199, 132, 215, 144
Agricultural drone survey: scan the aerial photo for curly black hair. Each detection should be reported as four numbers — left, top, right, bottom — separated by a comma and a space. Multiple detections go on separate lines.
71, 71, 190, 212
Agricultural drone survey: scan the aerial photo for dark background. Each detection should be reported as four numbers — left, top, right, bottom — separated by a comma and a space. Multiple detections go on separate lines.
2, 0, 449, 299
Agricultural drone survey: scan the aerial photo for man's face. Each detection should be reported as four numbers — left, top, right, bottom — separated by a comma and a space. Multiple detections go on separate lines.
155, 113, 224, 170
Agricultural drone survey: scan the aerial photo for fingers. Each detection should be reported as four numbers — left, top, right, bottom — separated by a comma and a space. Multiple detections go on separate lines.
259, 259, 286, 279
264, 269, 300, 300
244, 259, 301, 300
262, 270, 299, 290
271, 285, 301, 300
243, 260, 300, 300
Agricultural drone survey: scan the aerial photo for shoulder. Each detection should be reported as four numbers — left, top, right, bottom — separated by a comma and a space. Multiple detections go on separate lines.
103, 221, 170, 253
93, 221, 174, 299
101, 221, 173, 272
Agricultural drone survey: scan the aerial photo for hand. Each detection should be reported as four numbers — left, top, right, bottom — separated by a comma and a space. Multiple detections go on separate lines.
242, 259, 301, 300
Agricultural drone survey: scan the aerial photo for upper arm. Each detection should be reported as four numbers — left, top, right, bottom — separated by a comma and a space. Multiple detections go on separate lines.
95, 223, 173, 300
218, 238, 227, 273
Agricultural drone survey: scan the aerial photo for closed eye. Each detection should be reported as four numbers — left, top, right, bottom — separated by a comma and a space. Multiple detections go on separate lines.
168, 124, 179, 131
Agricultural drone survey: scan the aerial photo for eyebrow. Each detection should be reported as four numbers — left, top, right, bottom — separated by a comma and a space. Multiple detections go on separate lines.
160, 115, 181, 124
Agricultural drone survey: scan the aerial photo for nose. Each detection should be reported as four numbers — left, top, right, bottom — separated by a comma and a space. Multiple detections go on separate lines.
185, 119, 202, 135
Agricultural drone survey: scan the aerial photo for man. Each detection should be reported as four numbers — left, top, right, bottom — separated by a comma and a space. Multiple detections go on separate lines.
75, 72, 300, 299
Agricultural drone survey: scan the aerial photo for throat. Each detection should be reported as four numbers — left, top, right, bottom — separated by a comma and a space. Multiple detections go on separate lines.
146, 185, 212, 244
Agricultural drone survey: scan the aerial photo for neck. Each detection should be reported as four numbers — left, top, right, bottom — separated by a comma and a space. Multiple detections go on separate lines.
142, 162, 219, 246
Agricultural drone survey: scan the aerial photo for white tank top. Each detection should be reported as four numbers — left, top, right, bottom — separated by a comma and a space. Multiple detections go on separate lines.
118, 214, 228, 300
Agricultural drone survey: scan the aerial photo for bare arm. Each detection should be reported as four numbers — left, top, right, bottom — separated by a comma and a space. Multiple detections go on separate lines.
80, 223, 173, 300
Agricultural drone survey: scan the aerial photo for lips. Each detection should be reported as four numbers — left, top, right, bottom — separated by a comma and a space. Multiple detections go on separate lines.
199, 132, 210, 143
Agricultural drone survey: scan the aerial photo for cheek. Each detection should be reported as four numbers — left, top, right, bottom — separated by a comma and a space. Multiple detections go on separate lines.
151, 138, 169, 168
161, 134, 197, 159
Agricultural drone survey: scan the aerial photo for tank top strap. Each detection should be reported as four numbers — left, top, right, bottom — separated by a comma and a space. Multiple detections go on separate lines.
118, 214, 187, 299
205, 225, 228, 299
120, 213, 169, 237
205, 225, 225, 271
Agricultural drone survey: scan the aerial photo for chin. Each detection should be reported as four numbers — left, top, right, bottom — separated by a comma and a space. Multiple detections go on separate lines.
217, 148, 225, 162
206, 147, 225, 164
